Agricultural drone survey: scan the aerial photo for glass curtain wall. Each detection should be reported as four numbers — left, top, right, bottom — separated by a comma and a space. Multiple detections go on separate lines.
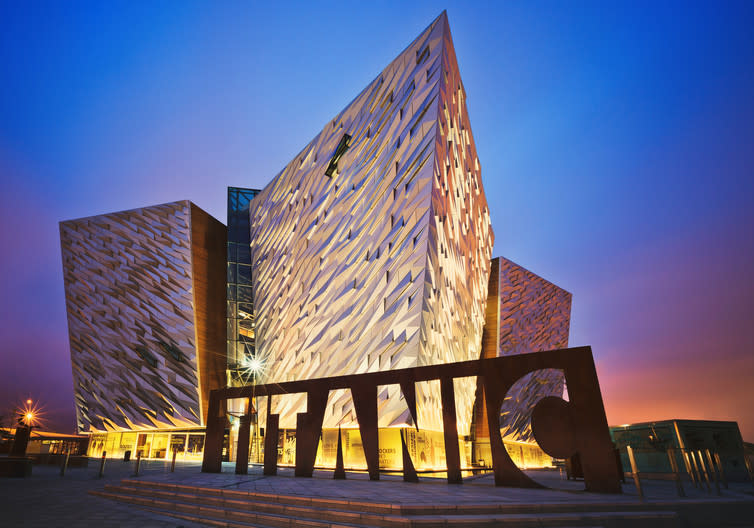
86, 430, 206, 460
226, 187, 261, 385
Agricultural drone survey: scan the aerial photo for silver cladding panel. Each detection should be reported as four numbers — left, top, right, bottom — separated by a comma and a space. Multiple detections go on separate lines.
60, 201, 202, 433
496, 256, 572, 442
248, 13, 493, 432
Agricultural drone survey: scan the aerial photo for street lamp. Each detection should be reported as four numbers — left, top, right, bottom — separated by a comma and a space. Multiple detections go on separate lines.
239, 354, 266, 463
239, 354, 264, 382
10, 398, 40, 457
19, 399, 40, 427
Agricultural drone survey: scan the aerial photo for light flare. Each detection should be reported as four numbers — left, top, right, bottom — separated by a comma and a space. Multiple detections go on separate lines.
18, 399, 45, 427
236, 353, 269, 385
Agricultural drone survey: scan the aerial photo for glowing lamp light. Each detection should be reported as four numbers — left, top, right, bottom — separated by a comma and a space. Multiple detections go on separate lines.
236, 353, 267, 385
243, 355, 263, 374
19, 399, 44, 427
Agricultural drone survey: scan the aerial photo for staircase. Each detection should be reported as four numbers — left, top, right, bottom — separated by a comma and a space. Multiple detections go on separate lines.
90, 478, 683, 527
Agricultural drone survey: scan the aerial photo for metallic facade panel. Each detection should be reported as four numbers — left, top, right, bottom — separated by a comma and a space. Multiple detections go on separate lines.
60, 201, 225, 433
421, 15, 494, 435
248, 12, 493, 432
495, 256, 572, 442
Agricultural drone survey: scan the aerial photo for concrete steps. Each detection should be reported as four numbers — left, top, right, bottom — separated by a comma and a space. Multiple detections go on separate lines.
90, 478, 683, 528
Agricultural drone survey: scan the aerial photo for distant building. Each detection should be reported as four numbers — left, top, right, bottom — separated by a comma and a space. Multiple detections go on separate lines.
0, 428, 88, 457
611, 419, 751, 482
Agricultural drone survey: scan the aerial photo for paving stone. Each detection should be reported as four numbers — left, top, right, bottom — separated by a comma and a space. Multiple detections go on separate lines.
3, 458, 753, 527
0, 459, 209, 527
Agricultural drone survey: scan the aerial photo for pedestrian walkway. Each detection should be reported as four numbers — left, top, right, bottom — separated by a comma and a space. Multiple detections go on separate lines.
0, 458, 207, 527
2, 459, 753, 527
136, 462, 754, 506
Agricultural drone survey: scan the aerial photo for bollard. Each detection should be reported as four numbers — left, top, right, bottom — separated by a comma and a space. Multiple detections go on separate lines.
60, 452, 70, 477
713, 452, 728, 490
704, 450, 721, 495
694, 450, 712, 493
171, 449, 177, 473
666, 448, 685, 498
98, 451, 107, 478
134, 451, 142, 476
689, 450, 706, 491
683, 450, 699, 488
744, 455, 754, 486
626, 446, 644, 501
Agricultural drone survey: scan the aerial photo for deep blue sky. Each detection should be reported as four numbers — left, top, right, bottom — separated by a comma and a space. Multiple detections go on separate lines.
1, 1, 753, 438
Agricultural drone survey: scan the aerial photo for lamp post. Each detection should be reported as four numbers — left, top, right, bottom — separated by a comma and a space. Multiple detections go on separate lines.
239, 354, 264, 464
10, 399, 36, 456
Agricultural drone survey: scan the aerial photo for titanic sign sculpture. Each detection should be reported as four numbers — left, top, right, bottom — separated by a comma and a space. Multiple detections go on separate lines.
202, 346, 622, 493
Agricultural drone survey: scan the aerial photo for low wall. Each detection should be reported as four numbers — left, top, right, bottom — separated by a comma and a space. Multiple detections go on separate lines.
0, 457, 33, 478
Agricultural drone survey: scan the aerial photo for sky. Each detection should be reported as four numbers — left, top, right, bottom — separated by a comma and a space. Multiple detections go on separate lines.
1, 1, 753, 440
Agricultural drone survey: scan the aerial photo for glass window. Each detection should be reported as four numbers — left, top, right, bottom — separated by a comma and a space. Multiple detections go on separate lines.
188, 434, 205, 455
237, 286, 253, 303
237, 264, 251, 284
120, 432, 137, 450
137, 433, 152, 458
151, 434, 169, 459
105, 433, 119, 456
237, 244, 251, 262
170, 434, 186, 454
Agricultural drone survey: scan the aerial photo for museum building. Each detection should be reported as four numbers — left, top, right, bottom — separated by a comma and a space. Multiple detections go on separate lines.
60, 12, 572, 470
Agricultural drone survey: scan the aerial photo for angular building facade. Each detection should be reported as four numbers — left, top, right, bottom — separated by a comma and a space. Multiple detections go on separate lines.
473, 256, 572, 466
60, 201, 226, 459
246, 12, 493, 436
59, 13, 575, 471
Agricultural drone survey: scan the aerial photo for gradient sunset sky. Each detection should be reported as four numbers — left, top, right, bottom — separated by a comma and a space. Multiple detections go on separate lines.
1, 1, 753, 439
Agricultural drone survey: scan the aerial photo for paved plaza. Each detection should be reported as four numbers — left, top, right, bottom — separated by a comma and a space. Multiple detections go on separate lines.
0, 459, 207, 527
1, 459, 753, 527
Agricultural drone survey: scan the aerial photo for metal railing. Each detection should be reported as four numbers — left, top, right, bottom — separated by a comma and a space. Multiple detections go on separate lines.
624, 446, 727, 500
